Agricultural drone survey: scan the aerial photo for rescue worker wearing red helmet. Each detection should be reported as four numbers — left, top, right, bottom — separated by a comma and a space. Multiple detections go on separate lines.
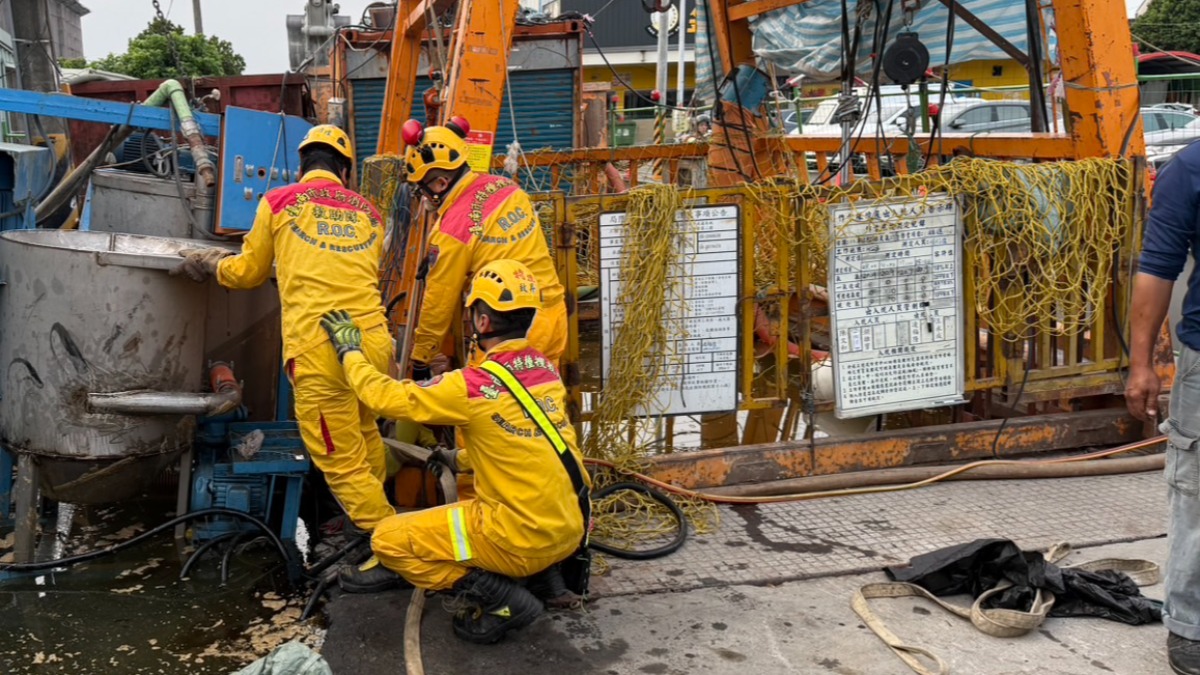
319, 259, 590, 644
401, 116, 567, 376
172, 124, 397, 542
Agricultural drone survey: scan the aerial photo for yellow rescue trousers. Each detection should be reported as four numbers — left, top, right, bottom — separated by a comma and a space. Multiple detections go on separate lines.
290, 325, 396, 531
372, 501, 578, 590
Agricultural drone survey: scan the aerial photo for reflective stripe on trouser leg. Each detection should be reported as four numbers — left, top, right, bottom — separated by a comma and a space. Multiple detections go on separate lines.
448, 506, 473, 561
371, 502, 583, 591
294, 329, 395, 532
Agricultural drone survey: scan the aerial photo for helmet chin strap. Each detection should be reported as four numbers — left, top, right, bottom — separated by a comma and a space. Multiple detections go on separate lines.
420, 165, 467, 206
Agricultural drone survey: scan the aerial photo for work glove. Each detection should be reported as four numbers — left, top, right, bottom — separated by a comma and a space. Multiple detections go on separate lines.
411, 361, 432, 382
320, 310, 363, 362
425, 447, 460, 476
171, 247, 233, 282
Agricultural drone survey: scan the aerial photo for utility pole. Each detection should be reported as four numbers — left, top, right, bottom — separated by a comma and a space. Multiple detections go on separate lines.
675, 0, 687, 110
11, 0, 58, 93
193, 0, 204, 34
10, 0, 63, 136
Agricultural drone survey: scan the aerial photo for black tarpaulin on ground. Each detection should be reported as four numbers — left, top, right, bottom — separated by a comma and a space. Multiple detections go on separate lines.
883, 538, 1162, 625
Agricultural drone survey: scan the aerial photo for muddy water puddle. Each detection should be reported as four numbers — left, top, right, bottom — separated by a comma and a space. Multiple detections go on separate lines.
0, 501, 322, 674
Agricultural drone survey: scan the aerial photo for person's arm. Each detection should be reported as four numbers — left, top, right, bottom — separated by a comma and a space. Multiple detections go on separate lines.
1126, 156, 1200, 421
1126, 274, 1176, 421
216, 199, 276, 289
342, 350, 472, 425
410, 227, 472, 365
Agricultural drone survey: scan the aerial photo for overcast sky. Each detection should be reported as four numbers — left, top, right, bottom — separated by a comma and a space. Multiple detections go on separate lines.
83, 0, 382, 75
83, 0, 1150, 76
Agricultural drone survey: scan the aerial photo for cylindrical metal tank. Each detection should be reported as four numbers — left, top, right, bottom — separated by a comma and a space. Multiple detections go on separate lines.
0, 230, 226, 503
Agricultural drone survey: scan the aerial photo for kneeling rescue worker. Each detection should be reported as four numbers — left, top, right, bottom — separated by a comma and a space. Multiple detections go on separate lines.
320, 259, 591, 643
172, 124, 397, 544
402, 116, 568, 376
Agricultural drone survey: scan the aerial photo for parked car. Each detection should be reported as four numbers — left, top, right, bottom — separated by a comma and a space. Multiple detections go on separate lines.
1142, 106, 1198, 133
795, 84, 972, 137
781, 108, 814, 135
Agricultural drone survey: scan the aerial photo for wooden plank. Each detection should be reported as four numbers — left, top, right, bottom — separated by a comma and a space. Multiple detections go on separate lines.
496, 143, 708, 170
728, 0, 816, 21
646, 408, 1143, 489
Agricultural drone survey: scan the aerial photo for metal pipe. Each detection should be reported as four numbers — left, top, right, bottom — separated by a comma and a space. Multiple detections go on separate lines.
89, 360, 243, 416
146, 79, 217, 189
699, 453, 1165, 498
34, 79, 214, 222
87, 389, 243, 416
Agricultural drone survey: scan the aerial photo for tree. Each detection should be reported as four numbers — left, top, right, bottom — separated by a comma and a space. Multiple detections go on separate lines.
89, 18, 246, 79
57, 57, 87, 69
1132, 0, 1200, 54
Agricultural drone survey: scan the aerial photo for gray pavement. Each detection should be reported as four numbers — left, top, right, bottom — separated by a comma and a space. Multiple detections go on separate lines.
321, 471, 1173, 675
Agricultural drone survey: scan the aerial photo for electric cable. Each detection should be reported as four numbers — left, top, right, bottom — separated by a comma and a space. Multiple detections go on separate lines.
989, 336, 1034, 460
589, 481, 688, 560
923, 0, 957, 169
178, 530, 238, 580
0, 508, 294, 573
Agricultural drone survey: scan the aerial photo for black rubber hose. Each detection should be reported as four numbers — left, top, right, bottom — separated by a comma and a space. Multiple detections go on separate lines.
301, 573, 335, 622
589, 482, 688, 560
220, 532, 250, 584
179, 531, 239, 580
305, 536, 368, 579
0, 508, 294, 573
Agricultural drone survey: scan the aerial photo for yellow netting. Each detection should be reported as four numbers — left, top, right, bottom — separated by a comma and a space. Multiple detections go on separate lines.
757, 157, 1135, 342
581, 183, 720, 540
359, 154, 407, 219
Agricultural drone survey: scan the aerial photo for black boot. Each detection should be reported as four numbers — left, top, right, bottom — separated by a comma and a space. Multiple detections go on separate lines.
450, 569, 543, 644
526, 564, 582, 609
1170, 633, 1200, 675
338, 555, 410, 593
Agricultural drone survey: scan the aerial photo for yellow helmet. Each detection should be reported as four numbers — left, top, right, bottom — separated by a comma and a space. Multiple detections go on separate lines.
299, 124, 354, 163
466, 259, 543, 313
403, 121, 469, 183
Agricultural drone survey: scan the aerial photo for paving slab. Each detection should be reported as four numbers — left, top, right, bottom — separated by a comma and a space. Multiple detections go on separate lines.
596, 472, 1168, 597
321, 471, 1173, 675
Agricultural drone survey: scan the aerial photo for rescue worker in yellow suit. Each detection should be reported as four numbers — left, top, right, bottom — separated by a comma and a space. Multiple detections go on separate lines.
319, 259, 589, 644
172, 125, 396, 551
402, 116, 567, 378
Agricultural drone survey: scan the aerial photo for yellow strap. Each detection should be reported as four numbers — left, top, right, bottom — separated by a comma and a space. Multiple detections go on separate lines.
480, 360, 568, 455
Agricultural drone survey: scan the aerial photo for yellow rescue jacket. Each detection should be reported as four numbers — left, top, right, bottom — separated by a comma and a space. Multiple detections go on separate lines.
342, 338, 589, 556
217, 169, 388, 361
410, 172, 565, 365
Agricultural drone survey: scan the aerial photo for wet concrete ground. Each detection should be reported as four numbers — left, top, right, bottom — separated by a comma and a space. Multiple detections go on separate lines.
0, 500, 322, 675
0, 471, 1173, 674
322, 472, 1172, 675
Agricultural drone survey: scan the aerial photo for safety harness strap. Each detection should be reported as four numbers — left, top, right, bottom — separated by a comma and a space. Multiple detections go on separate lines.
480, 359, 591, 544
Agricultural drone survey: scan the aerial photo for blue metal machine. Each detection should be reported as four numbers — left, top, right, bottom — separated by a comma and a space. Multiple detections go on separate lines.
190, 416, 309, 542
0, 141, 55, 230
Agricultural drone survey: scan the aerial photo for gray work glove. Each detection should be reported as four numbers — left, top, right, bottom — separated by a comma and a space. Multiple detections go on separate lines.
426, 447, 460, 476
171, 247, 233, 282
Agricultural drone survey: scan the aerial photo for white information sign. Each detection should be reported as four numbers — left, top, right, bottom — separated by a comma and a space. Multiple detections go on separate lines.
599, 205, 740, 417
828, 194, 965, 418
